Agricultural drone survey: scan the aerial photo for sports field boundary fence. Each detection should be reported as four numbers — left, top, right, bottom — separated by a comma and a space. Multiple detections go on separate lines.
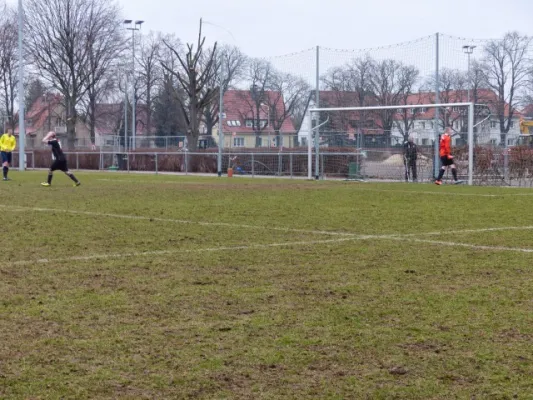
11, 146, 533, 187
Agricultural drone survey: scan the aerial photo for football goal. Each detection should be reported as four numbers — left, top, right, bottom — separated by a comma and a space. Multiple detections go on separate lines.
306, 102, 476, 185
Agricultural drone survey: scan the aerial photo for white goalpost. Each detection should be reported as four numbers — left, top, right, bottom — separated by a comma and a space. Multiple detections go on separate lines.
307, 102, 475, 185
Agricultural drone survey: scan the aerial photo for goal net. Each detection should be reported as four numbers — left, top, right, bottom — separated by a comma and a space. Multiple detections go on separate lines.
306, 102, 476, 184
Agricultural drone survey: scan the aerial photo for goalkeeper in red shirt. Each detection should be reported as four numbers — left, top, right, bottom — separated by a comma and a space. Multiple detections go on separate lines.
435, 127, 461, 185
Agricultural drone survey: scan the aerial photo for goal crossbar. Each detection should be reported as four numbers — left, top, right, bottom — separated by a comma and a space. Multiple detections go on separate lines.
307, 102, 475, 185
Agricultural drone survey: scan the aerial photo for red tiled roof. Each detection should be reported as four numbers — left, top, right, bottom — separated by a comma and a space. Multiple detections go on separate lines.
14, 93, 63, 135
222, 90, 296, 133
315, 89, 519, 134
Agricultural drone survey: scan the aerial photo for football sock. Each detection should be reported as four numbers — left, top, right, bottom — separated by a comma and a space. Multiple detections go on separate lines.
452, 168, 458, 181
67, 173, 79, 183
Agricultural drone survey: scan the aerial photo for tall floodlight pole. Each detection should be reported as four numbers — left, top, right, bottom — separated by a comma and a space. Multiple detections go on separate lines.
314, 45, 320, 180
433, 33, 440, 179
124, 70, 128, 152
124, 19, 144, 151
463, 45, 476, 147
462, 45, 476, 103
217, 52, 225, 177
17, 0, 25, 171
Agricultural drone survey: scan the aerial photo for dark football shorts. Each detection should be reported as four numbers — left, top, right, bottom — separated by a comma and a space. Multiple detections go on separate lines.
1, 151, 12, 164
440, 155, 454, 167
50, 159, 68, 172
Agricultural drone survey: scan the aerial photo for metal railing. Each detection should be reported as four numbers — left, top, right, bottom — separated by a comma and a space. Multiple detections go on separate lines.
11, 146, 533, 186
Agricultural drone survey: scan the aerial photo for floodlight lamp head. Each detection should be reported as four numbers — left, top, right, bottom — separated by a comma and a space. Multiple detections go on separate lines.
123, 19, 132, 25
135, 20, 144, 27
462, 45, 476, 54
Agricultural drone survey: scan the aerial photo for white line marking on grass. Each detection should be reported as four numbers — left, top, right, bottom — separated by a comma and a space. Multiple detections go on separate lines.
8, 236, 368, 266
388, 236, 533, 254
9, 231, 533, 267
4, 204, 533, 240
0, 204, 356, 237
406, 225, 533, 237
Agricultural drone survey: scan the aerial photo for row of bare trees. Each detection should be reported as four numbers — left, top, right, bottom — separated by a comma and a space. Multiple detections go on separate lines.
0, 0, 310, 150
1, 0, 532, 150
320, 32, 533, 145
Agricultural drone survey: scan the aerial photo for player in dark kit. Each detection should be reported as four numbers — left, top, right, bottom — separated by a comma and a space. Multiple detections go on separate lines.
40, 131, 81, 187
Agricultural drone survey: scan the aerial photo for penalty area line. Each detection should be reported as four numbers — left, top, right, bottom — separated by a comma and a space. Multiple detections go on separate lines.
390, 236, 533, 254
0, 204, 356, 237
8, 236, 364, 266
8, 232, 533, 267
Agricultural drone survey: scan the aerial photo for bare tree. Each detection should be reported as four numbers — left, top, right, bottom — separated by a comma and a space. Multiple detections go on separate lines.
266, 72, 309, 147
394, 90, 423, 143
320, 56, 374, 133
160, 20, 219, 151
83, 1, 125, 145
0, 4, 18, 131
432, 68, 468, 131
152, 34, 187, 142
369, 59, 420, 144
24, 77, 47, 113
481, 32, 532, 144
136, 31, 170, 137
202, 45, 247, 136
238, 58, 275, 147
25, 0, 123, 148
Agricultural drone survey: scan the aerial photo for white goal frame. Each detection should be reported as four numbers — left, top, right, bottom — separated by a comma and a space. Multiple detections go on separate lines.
307, 102, 475, 185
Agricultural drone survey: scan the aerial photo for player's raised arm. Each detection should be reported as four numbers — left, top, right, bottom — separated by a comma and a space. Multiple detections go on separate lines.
42, 131, 56, 143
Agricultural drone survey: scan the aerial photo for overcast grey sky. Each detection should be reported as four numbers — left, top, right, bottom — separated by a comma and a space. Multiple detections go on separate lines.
6, 0, 533, 82
7, 0, 532, 55
113, 0, 532, 56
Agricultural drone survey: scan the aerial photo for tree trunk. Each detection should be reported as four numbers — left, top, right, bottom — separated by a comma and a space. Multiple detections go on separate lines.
89, 95, 96, 145
66, 99, 77, 150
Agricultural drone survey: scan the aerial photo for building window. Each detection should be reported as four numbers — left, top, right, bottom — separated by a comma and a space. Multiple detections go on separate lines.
245, 120, 254, 128
491, 120, 498, 129
422, 138, 428, 145
420, 122, 426, 129
233, 137, 244, 147
508, 138, 514, 146
509, 121, 514, 128
490, 139, 497, 145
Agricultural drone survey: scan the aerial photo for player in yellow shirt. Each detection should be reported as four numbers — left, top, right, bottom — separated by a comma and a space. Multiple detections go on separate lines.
0, 130, 16, 181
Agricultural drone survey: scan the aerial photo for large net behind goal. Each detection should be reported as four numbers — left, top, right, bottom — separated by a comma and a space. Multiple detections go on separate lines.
307, 102, 476, 184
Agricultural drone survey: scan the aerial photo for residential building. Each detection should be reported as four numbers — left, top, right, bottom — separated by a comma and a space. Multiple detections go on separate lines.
298, 89, 523, 148
213, 90, 297, 148
14, 93, 90, 149
298, 91, 386, 148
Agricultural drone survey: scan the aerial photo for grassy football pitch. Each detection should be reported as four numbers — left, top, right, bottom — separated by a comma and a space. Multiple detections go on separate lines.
2, 171, 533, 399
